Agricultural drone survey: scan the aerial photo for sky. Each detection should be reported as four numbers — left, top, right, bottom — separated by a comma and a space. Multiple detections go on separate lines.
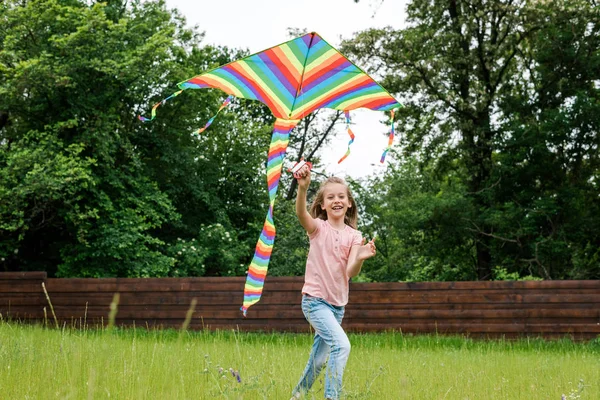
164, 0, 408, 178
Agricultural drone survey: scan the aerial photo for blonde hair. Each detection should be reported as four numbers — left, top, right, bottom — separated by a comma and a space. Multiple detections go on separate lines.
309, 177, 358, 229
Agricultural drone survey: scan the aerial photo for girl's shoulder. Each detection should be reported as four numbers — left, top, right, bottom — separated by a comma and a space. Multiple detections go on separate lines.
344, 224, 363, 244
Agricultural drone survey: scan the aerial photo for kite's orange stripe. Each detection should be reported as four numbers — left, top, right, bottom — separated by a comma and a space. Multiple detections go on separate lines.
255, 240, 272, 253
191, 76, 238, 98
269, 141, 289, 153
243, 288, 264, 296
274, 119, 299, 130
248, 262, 268, 273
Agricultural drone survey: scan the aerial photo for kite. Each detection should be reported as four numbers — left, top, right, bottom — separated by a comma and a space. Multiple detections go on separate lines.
139, 32, 402, 316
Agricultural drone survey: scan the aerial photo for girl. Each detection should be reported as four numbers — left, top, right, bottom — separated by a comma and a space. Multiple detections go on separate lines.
291, 165, 376, 400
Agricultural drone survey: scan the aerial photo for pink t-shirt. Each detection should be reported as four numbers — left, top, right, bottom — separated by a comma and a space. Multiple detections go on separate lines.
302, 218, 363, 306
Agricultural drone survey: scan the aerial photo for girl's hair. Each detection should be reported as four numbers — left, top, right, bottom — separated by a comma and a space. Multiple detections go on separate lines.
309, 177, 358, 229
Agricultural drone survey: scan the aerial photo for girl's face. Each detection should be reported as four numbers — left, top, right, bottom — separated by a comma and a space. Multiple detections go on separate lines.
320, 183, 351, 219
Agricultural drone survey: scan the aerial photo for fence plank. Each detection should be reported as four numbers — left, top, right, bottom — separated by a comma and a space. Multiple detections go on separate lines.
0, 272, 47, 280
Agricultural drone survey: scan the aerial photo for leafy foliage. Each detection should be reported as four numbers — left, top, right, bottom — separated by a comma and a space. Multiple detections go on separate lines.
344, 0, 600, 281
0, 0, 272, 276
1, 0, 597, 281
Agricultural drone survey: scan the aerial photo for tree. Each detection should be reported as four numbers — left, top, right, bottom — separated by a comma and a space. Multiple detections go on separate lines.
352, 155, 478, 282
489, 0, 600, 279
0, 0, 273, 277
345, 0, 600, 280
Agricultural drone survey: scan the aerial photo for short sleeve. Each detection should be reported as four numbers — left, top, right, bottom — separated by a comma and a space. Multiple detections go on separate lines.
351, 230, 362, 247
308, 218, 325, 240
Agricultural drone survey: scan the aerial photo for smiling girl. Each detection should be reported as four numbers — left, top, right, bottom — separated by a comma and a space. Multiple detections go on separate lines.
290, 166, 376, 400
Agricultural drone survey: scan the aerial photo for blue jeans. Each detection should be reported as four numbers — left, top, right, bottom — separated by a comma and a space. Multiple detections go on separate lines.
292, 295, 351, 399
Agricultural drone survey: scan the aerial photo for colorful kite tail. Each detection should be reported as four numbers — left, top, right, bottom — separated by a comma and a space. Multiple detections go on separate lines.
138, 90, 184, 122
241, 118, 300, 316
196, 95, 234, 134
380, 109, 396, 163
338, 111, 355, 164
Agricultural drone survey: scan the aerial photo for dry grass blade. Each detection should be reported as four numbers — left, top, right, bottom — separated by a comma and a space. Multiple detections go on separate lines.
41, 282, 59, 329
181, 298, 197, 332
107, 293, 120, 330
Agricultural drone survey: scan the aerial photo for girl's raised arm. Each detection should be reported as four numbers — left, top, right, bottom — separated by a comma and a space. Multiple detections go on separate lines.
295, 165, 317, 235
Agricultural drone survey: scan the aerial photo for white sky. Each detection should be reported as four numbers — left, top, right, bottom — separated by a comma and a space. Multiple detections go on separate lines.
164, 0, 408, 178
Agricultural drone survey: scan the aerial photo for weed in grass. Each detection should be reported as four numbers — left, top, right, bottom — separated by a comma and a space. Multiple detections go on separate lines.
41, 282, 59, 328
106, 293, 120, 330
182, 299, 197, 329
562, 379, 589, 400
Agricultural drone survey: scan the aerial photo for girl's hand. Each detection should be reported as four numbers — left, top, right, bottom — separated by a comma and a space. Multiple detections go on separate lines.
357, 237, 376, 261
296, 164, 311, 190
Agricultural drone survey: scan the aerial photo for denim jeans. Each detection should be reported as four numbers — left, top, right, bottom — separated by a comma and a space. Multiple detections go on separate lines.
292, 295, 351, 399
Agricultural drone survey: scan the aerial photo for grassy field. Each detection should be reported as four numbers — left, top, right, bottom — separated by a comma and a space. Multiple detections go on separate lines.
0, 321, 598, 399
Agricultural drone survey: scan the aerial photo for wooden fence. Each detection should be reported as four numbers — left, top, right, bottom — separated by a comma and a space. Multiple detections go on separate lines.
1, 272, 599, 339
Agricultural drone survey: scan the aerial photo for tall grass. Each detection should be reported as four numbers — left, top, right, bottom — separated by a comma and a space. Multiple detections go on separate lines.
0, 321, 598, 399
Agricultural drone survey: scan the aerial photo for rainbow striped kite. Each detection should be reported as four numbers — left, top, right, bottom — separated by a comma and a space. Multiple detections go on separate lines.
139, 32, 402, 316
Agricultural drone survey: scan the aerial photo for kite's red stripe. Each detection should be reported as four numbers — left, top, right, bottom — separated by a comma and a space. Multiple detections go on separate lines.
271, 46, 302, 81
265, 48, 299, 91
303, 54, 347, 87
251, 271, 267, 281
254, 250, 271, 261
354, 97, 397, 110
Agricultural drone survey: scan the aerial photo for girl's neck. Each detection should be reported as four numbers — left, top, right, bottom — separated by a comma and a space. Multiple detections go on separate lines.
326, 216, 346, 231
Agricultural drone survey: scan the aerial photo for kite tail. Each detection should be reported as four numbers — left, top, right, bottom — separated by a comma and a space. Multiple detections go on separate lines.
338, 111, 355, 164
241, 118, 300, 316
380, 109, 396, 163
138, 90, 184, 122
197, 95, 234, 134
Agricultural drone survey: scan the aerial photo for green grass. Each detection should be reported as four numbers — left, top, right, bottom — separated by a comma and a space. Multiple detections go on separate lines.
0, 321, 598, 399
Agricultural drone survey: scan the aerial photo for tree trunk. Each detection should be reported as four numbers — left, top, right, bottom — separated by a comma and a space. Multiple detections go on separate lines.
467, 112, 494, 280
476, 240, 493, 280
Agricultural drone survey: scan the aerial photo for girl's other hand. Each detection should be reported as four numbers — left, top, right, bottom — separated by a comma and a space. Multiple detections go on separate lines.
357, 237, 376, 261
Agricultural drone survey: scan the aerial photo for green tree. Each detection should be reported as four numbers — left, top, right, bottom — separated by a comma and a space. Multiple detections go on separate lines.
345, 0, 599, 280
489, 0, 600, 279
0, 0, 187, 276
353, 156, 476, 282
0, 0, 273, 277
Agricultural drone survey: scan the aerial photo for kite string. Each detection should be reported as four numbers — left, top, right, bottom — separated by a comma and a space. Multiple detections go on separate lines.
337, 111, 355, 164
380, 109, 395, 163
